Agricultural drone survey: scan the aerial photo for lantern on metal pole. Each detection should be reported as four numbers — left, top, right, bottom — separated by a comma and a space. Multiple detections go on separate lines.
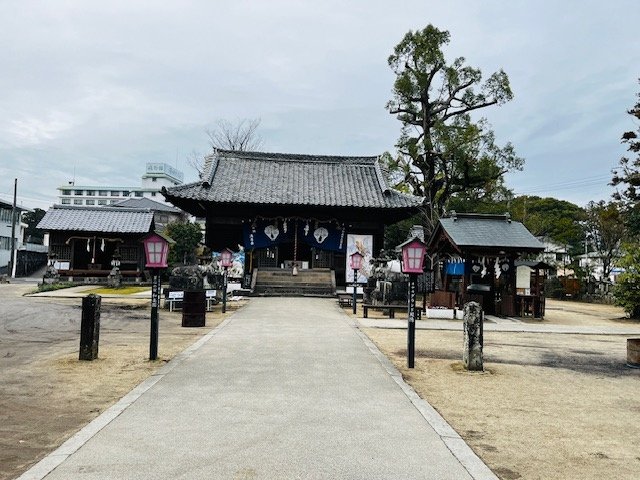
142, 232, 170, 361
220, 248, 234, 313
349, 251, 364, 314
398, 237, 427, 368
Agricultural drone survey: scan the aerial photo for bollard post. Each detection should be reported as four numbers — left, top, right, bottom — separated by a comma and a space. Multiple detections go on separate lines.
463, 301, 483, 371
79, 294, 101, 361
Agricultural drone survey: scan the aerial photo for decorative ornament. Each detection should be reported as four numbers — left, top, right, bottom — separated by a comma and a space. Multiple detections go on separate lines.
264, 224, 280, 241
313, 227, 329, 244
494, 258, 501, 278
304, 221, 310, 236
481, 256, 487, 278
471, 262, 482, 274
339, 224, 345, 249
500, 260, 510, 272
87, 239, 91, 253
250, 233, 254, 246
100, 238, 105, 252
283, 219, 288, 233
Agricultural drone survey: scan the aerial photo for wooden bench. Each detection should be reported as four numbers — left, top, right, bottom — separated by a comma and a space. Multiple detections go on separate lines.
337, 292, 353, 308
362, 303, 422, 320
59, 269, 139, 278
165, 291, 184, 311
165, 290, 219, 312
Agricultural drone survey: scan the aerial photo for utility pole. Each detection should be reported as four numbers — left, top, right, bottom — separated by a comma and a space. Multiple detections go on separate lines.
9, 179, 18, 278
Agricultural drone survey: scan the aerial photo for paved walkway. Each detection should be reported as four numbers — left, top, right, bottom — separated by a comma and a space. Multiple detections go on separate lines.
20, 297, 495, 480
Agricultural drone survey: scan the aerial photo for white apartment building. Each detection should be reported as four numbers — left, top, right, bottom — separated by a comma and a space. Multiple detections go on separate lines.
56, 163, 184, 207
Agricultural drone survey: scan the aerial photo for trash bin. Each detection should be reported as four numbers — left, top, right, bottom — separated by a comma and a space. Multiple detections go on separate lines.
182, 290, 206, 327
627, 338, 640, 368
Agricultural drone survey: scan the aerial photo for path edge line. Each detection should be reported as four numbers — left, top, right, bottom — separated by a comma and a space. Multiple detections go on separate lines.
344, 312, 499, 480
16, 313, 238, 480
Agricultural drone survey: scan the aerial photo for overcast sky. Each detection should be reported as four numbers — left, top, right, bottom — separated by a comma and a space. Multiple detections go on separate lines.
1, 1, 639, 210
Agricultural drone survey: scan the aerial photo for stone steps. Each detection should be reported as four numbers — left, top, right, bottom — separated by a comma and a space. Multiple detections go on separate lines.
253, 268, 334, 297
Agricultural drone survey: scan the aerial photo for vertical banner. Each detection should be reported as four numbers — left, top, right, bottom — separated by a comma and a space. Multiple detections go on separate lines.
345, 234, 373, 283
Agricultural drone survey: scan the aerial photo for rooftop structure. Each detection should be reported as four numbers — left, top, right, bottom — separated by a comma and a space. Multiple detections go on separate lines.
56, 162, 184, 207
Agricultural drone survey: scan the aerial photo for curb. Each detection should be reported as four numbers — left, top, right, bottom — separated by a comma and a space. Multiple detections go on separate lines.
344, 311, 499, 480
16, 314, 238, 480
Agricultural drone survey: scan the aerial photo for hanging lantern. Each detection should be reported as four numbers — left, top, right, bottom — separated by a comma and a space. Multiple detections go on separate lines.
141, 232, 170, 268
398, 237, 427, 274
349, 251, 364, 271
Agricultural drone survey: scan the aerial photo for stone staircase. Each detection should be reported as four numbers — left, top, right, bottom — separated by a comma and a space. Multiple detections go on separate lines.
253, 268, 335, 297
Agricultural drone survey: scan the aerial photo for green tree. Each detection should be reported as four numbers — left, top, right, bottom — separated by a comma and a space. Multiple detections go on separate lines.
22, 208, 46, 244
164, 222, 203, 265
584, 201, 624, 280
509, 196, 586, 251
612, 80, 640, 207
613, 243, 640, 318
386, 24, 523, 233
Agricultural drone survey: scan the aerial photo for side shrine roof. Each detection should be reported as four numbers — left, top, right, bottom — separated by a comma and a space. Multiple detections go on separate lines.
37, 205, 154, 233
163, 150, 424, 210
112, 197, 182, 213
428, 213, 544, 253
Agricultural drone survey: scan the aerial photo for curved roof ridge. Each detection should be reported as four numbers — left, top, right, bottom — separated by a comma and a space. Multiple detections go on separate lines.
215, 149, 378, 164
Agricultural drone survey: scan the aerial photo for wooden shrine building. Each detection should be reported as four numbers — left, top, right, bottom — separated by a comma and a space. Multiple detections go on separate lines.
426, 212, 545, 317
163, 150, 423, 291
37, 205, 155, 281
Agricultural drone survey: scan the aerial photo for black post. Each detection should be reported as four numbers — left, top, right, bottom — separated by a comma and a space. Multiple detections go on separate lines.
222, 266, 228, 313
407, 273, 416, 368
80, 294, 101, 361
9, 178, 17, 278
150, 269, 160, 360
352, 268, 358, 314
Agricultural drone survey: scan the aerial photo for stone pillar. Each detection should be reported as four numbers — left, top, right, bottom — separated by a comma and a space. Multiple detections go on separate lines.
79, 294, 101, 361
463, 301, 483, 371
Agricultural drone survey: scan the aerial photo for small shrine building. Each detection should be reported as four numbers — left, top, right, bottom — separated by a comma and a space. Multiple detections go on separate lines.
426, 212, 545, 317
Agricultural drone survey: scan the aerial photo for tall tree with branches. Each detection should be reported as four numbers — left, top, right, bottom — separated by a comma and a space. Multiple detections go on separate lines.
386, 24, 523, 233
611, 78, 640, 237
188, 118, 264, 177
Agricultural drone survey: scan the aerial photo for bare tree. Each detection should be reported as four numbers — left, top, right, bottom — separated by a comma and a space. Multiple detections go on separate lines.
188, 118, 264, 177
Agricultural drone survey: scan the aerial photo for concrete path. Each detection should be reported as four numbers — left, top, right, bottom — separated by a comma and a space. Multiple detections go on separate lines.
21, 297, 495, 480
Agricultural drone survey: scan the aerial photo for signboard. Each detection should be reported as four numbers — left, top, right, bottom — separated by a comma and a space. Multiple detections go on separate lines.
345, 234, 373, 284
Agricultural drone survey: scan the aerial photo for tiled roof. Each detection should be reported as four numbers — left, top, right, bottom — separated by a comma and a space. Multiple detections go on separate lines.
112, 197, 182, 213
37, 205, 154, 233
164, 150, 423, 209
434, 213, 544, 251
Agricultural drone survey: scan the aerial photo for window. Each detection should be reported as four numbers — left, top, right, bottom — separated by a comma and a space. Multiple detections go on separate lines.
61, 198, 71, 205
111, 191, 119, 196
556, 253, 564, 261
61, 190, 71, 196
73, 199, 83, 205
85, 190, 95, 196
98, 199, 107, 205
0, 236, 10, 250
98, 190, 108, 196
151, 192, 156, 197
109, 200, 116, 204
134, 191, 143, 197
74, 190, 83, 195
122, 190, 130, 197
152, 178, 157, 182
85, 199, 95, 205
1, 209, 12, 222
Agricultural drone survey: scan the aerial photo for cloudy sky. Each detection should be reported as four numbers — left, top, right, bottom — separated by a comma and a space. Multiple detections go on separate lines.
1, 0, 638, 210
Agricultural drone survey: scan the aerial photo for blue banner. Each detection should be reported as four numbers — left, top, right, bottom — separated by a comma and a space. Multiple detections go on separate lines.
242, 219, 346, 252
